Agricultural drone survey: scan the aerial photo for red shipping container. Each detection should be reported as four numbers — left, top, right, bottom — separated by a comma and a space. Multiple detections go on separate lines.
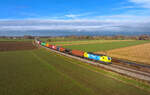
71, 50, 84, 57
52, 45, 57, 50
49, 45, 53, 48
52, 45, 55, 49
60, 47, 65, 52
47, 44, 51, 48
38, 41, 41, 45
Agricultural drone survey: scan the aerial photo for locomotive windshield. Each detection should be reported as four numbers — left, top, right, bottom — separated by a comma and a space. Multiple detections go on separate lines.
108, 57, 111, 60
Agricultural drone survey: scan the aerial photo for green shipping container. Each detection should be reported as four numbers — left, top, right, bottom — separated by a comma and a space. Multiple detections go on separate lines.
41, 42, 46, 46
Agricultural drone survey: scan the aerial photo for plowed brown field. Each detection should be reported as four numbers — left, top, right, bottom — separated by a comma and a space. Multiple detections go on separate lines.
0, 41, 37, 51
96, 43, 150, 64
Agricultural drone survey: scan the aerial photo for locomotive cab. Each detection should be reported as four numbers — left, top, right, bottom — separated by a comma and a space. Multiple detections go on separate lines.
101, 56, 111, 63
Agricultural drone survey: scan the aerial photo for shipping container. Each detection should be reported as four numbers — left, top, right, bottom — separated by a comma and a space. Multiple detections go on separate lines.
38, 41, 41, 45
46, 43, 49, 47
47, 44, 52, 48
49, 45, 53, 48
54, 46, 57, 50
36, 40, 41, 45
56, 46, 60, 51
52, 45, 57, 50
59, 47, 65, 52
41, 42, 46, 46
71, 50, 84, 57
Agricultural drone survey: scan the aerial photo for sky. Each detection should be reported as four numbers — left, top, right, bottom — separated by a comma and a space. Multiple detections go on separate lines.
0, 0, 150, 34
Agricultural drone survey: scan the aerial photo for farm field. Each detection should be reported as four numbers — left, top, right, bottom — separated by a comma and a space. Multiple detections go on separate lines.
63, 40, 150, 52
40, 37, 82, 42
96, 42, 150, 65
40, 37, 107, 42
0, 46, 150, 95
0, 38, 32, 41
48, 40, 131, 46
0, 41, 36, 51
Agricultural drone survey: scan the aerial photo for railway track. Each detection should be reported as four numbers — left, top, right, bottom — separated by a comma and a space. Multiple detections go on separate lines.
40, 45, 150, 82
110, 64, 150, 77
112, 58, 150, 74
113, 58, 150, 68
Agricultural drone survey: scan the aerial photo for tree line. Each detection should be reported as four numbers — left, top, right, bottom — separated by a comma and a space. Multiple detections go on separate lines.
0, 34, 150, 41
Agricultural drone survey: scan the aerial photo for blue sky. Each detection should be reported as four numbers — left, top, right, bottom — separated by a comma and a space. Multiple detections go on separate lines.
0, 0, 150, 34
0, 0, 150, 20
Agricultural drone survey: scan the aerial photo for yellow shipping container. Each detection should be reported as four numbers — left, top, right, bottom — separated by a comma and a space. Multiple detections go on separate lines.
46, 43, 49, 47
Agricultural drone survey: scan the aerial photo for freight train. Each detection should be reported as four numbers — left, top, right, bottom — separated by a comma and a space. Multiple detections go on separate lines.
35, 40, 112, 64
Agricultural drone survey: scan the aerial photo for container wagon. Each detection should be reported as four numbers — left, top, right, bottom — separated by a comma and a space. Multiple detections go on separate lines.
41, 42, 46, 46
70, 50, 84, 58
52, 45, 57, 50
59, 47, 66, 52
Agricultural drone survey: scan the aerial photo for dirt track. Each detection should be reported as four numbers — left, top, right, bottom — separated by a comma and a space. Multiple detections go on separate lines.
0, 41, 37, 51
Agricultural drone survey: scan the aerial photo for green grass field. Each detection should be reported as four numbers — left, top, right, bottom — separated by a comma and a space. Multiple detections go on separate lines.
63, 40, 150, 52
0, 48, 150, 95
48, 40, 119, 45
40, 37, 87, 42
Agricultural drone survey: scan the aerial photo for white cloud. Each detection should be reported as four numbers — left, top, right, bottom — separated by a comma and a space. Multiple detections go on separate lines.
96, 15, 150, 21
0, 18, 150, 33
65, 12, 94, 19
65, 14, 81, 18
129, 0, 150, 8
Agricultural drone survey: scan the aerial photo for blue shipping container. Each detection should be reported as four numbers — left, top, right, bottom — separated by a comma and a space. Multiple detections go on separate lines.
56, 46, 60, 51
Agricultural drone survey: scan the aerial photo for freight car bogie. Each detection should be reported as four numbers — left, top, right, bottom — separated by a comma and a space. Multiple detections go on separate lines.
98, 61, 112, 64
